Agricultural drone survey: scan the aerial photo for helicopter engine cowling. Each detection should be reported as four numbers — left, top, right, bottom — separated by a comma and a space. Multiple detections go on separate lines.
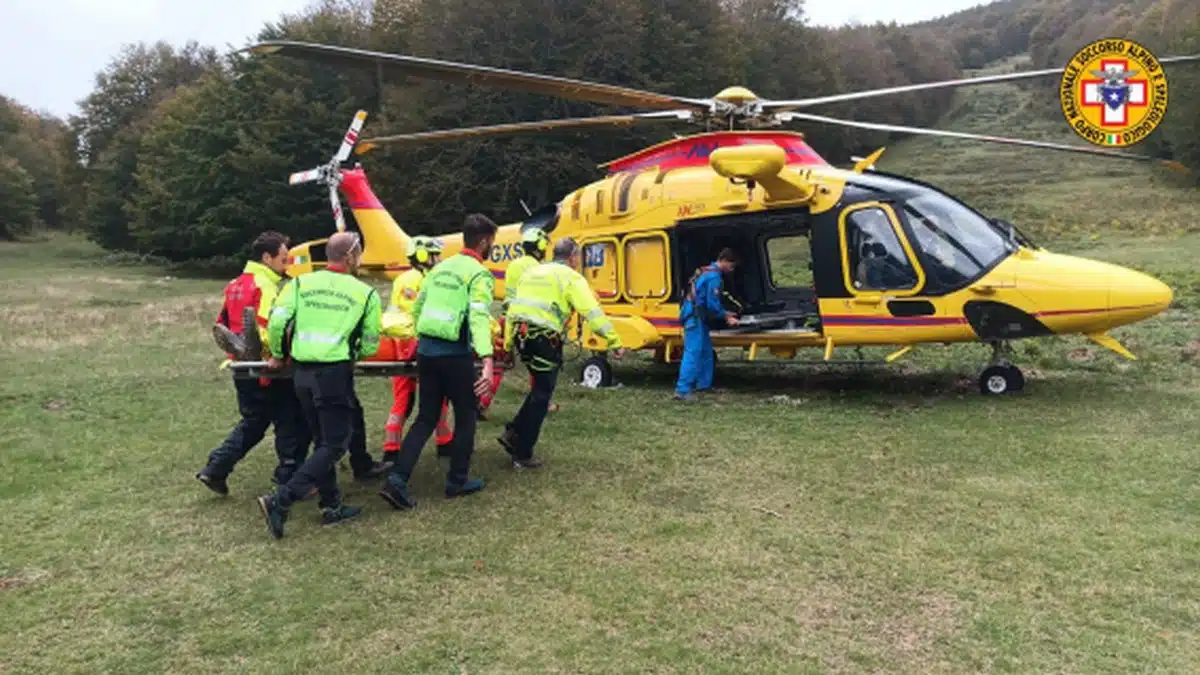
709, 145, 816, 205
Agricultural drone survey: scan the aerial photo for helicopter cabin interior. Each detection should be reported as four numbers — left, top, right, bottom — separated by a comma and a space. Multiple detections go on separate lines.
671, 208, 821, 334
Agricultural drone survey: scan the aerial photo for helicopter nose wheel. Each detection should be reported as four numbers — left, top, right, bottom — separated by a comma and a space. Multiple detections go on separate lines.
978, 341, 1024, 395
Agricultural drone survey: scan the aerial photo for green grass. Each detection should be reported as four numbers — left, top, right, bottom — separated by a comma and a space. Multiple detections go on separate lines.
2, 226, 1200, 673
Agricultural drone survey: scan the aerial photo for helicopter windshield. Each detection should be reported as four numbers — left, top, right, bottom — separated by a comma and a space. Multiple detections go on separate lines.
900, 189, 1011, 287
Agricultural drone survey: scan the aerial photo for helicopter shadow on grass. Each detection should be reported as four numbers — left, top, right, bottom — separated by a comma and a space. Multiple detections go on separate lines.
591, 356, 993, 405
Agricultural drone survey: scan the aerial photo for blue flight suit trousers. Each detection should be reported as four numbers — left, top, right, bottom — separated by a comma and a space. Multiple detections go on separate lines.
674, 320, 714, 396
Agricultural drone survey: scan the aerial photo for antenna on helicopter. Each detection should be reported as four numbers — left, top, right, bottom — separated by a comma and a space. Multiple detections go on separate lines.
519, 199, 533, 216
287, 110, 368, 232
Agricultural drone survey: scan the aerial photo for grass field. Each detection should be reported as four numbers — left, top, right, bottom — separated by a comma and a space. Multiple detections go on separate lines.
3, 56, 1200, 673
2, 227, 1199, 673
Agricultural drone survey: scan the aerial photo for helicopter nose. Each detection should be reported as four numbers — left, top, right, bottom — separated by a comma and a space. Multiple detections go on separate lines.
1107, 267, 1173, 326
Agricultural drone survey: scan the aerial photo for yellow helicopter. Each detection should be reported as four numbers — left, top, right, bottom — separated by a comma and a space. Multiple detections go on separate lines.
246, 41, 1199, 395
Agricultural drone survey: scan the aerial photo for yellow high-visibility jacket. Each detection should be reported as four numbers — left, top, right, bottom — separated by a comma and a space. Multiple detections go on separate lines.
505, 261, 622, 351
382, 268, 425, 338
503, 254, 540, 306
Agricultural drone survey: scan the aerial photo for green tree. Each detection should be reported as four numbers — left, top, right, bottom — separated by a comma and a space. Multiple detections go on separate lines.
67, 41, 218, 249
125, 4, 375, 265
0, 156, 38, 239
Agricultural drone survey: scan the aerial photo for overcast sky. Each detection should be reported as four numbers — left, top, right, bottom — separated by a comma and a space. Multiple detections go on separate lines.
1, 0, 991, 119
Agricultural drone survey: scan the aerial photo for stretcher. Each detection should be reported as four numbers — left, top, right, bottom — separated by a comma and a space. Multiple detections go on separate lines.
221, 337, 513, 380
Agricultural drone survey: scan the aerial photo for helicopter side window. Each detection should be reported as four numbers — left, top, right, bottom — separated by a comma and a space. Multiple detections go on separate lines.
844, 207, 918, 291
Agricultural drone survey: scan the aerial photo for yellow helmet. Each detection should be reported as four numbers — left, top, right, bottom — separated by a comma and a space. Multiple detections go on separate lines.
521, 228, 550, 253
408, 236, 434, 265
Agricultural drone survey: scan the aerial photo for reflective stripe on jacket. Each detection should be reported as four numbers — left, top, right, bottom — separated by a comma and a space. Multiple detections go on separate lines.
268, 268, 382, 362
503, 254, 539, 305
382, 268, 424, 338
505, 261, 621, 350
413, 251, 495, 358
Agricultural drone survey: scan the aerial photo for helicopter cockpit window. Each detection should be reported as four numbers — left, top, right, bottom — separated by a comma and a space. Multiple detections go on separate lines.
901, 191, 1008, 287
845, 207, 918, 291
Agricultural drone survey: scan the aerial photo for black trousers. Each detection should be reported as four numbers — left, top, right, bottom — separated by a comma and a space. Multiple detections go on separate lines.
346, 393, 376, 477
206, 376, 310, 485
506, 333, 562, 460
278, 362, 357, 510
390, 354, 478, 488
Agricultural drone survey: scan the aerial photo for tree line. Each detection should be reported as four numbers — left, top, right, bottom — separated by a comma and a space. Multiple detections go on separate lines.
0, 0, 1196, 268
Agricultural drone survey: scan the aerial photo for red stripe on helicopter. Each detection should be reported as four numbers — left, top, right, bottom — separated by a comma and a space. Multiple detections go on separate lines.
819, 315, 967, 326
339, 168, 385, 209
603, 131, 828, 174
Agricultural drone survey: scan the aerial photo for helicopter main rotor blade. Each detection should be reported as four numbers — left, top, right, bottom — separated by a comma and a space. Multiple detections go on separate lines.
762, 54, 1200, 111
776, 111, 1190, 171
244, 41, 710, 112
355, 111, 692, 153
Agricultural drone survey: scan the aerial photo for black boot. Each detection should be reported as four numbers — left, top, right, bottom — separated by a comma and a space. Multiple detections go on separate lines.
196, 469, 229, 496
257, 494, 289, 539
320, 504, 363, 525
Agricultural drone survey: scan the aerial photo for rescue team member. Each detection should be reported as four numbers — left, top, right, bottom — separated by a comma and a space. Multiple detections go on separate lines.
198, 231, 310, 494
499, 238, 623, 468
498, 227, 560, 414
379, 214, 498, 509
674, 248, 739, 402
503, 228, 550, 308
380, 236, 453, 466
257, 231, 383, 539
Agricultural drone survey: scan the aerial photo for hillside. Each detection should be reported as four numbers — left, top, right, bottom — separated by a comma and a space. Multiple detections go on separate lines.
871, 54, 1200, 241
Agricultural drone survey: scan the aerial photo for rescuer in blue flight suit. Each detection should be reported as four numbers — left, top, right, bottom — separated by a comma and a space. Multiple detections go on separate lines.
674, 248, 739, 401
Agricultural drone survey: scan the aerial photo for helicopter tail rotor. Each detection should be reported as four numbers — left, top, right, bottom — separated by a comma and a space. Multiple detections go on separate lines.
287, 110, 369, 232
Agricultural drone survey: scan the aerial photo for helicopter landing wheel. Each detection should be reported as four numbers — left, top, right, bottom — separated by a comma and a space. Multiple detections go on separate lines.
579, 355, 614, 389
978, 364, 1024, 396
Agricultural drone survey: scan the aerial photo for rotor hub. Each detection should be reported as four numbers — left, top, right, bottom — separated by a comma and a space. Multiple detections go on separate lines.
714, 86, 759, 106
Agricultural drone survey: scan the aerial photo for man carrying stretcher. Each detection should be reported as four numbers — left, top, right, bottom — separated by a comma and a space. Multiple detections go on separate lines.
380, 237, 511, 468
381, 236, 454, 466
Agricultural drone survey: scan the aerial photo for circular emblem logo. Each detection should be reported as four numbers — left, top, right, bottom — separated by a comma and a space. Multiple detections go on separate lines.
1059, 38, 1168, 147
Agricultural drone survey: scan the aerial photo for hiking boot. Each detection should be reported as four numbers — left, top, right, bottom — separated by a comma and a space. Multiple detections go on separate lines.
196, 470, 229, 496
512, 456, 544, 470
212, 324, 246, 359
379, 477, 416, 510
353, 461, 388, 483
320, 504, 363, 525
240, 306, 262, 359
673, 393, 697, 403
257, 494, 289, 540
497, 428, 518, 456
445, 478, 485, 499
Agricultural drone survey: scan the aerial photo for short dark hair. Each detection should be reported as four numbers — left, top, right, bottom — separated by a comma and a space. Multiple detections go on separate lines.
252, 231, 290, 260
717, 247, 738, 263
462, 213, 498, 249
